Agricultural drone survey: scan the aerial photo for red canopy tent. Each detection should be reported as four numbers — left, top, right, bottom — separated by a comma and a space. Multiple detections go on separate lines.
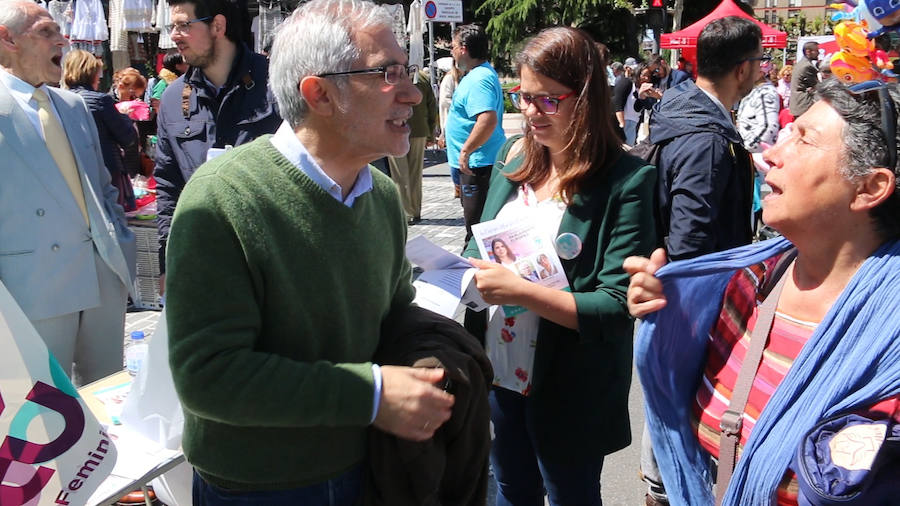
661, 0, 787, 49
658, 0, 787, 77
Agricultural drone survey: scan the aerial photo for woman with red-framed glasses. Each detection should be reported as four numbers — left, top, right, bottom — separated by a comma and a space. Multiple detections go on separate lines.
462, 26, 658, 505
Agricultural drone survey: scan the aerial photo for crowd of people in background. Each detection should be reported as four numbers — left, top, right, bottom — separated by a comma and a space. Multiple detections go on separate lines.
0, 0, 898, 504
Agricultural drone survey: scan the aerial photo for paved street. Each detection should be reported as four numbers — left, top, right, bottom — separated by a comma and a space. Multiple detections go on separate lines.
126, 115, 646, 505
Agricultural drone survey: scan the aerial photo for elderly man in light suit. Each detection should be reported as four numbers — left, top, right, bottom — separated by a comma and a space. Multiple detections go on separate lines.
0, 0, 136, 385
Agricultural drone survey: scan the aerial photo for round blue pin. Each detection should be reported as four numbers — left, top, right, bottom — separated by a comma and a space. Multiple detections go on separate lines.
554, 232, 582, 260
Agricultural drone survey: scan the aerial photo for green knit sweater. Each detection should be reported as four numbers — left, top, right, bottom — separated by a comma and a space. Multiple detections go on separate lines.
166, 136, 415, 490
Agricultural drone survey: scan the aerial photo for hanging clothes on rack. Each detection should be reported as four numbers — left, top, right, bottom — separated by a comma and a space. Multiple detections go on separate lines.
127, 32, 148, 62
383, 3, 406, 49
47, 0, 72, 39
108, 0, 128, 51
123, 0, 154, 31
70, 0, 108, 43
47, 0, 73, 59
250, 2, 283, 54
155, 0, 175, 49
108, 0, 130, 69
406, 0, 424, 70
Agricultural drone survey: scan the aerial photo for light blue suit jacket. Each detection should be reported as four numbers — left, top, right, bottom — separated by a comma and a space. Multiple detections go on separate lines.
0, 80, 136, 321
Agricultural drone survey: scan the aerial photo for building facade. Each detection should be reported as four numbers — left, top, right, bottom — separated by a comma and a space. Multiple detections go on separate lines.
752, 0, 833, 26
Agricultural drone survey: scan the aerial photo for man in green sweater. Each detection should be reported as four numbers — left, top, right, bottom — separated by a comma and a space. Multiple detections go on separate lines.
165, 0, 455, 503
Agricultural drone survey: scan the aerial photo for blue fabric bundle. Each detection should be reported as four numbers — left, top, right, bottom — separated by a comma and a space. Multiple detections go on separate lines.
794, 413, 900, 505
635, 237, 900, 505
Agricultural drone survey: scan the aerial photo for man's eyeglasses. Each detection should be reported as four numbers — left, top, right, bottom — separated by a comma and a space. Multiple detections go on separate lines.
738, 54, 773, 65
508, 86, 575, 115
849, 80, 898, 170
165, 16, 212, 34
318, 64, 419, 85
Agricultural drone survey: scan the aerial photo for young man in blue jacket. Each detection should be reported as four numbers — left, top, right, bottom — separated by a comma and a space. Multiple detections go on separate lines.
154, 0, 281, 295
642, 16, 762, 505
650, 16, 761, 262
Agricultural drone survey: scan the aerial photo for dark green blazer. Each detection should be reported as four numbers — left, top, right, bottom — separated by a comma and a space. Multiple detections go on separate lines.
464, 149, 658, 462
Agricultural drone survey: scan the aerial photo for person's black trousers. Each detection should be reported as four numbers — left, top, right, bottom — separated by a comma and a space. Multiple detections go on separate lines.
460, 165, 492, 247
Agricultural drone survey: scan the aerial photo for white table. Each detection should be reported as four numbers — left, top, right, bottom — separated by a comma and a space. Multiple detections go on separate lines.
78, 372, 185, 506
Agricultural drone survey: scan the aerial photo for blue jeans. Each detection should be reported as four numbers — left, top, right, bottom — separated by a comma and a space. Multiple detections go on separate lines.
625, 119, 639, 146
192, 465, 362, 506
450, 165, 461, 186
490, 387, 604, 506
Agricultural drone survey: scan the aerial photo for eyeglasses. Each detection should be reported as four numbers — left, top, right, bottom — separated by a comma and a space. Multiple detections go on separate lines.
318, 64, 419, 85
738, 55, 773, 65
165, 16, 212, 34
508, 86, 575, 115
849, 80, 898, 169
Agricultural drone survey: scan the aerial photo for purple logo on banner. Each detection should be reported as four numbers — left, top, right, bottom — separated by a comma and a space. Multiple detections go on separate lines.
0, 381, 86, 505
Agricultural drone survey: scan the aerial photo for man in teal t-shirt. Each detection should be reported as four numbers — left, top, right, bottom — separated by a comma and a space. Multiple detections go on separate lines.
446, 24, 506, 245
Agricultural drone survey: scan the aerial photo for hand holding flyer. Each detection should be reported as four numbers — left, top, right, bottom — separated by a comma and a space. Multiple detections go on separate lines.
405, 235, 489, 318
471, 214, 567, 290
470, 213, 568, 317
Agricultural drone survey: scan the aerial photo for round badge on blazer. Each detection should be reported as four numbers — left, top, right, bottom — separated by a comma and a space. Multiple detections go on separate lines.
555, 233, 582, 260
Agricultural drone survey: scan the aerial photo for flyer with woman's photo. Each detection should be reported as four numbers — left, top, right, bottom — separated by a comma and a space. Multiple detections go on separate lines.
472, 214, 568, 291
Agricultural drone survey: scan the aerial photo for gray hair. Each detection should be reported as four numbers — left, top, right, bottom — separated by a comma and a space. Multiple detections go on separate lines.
0, 0, 36, 34
269, 0, 393, 128
816, 78, 900, 239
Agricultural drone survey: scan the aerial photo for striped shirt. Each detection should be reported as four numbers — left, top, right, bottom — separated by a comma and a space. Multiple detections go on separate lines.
693, 254, 900, 505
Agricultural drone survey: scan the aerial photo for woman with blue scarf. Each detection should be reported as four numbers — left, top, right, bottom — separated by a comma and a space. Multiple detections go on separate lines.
625, 78, 900, 506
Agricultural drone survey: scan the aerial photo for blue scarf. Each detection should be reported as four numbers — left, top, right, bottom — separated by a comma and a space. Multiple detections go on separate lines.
635, 237, 900, 505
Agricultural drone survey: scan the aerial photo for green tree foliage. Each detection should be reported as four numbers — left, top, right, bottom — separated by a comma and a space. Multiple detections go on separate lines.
474, 0, 633, 63
464, 0, 753, 70
779, 14, 833, 37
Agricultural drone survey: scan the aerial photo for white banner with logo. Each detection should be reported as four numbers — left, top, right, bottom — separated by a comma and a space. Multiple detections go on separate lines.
0, 281, 116, 505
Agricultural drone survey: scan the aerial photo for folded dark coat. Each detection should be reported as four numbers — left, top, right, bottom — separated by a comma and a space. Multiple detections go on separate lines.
367, 305, 493, 506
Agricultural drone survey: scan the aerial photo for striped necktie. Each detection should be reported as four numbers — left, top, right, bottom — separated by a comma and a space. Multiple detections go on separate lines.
32, 88, 89, 224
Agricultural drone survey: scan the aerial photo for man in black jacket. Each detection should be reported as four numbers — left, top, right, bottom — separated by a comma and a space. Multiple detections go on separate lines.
642, 17, 762, 505
154, 0, 280, 295
650, 16, 760, 261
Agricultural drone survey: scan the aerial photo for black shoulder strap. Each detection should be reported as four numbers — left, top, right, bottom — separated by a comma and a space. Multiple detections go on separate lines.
627, 137, 664, 167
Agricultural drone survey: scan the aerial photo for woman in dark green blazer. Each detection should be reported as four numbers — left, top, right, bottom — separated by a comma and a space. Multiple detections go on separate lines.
463, 27, 658, 505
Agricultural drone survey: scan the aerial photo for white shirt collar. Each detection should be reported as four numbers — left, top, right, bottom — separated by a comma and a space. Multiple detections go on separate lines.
0, 68, 50, 105
0, 68, 59, 138
269, 121, 373, 207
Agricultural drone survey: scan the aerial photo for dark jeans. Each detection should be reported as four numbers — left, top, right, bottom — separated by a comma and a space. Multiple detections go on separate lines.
460, 165, 492, 247
490, 387, 605, 506
192, 465, 362, 506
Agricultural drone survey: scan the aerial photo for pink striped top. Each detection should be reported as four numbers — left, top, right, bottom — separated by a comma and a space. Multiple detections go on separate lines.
692, 258, 900, 504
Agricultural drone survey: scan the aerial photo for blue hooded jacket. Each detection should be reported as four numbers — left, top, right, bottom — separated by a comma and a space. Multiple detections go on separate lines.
650, 79, 754, 260
154, 43, 281, 273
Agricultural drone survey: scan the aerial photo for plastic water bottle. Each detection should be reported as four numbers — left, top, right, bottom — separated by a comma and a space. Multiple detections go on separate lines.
126, 331, 149, 376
